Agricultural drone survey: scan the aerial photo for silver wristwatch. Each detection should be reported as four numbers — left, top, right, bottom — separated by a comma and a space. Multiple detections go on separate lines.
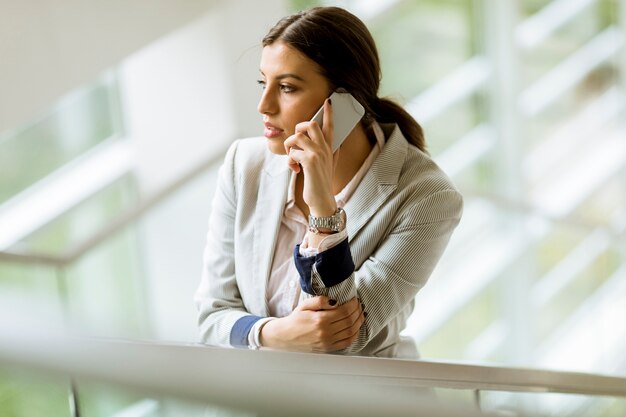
308, 208, 347, 234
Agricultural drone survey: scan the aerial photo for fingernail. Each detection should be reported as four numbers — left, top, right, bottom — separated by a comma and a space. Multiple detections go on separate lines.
329, 299, 337, 306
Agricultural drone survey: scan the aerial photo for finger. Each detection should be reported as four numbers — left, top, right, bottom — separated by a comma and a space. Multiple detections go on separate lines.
283, 133, 311, 171
329, 301, 362, 334
283, 133, 311, 154
296, 296, 337, 311
328, 297, 360, 323
287, 159, 301, 173
283, 137, 302, 172
295, 120, 327, 146
336, 311, 365, 340
288, 147, 305, 164
327, 299, 360, 325
322, 97, 334, 150
294, 121, 311, 135
296, 296, 325, 311
332, 146, 341, 171
331, 310, 365, 349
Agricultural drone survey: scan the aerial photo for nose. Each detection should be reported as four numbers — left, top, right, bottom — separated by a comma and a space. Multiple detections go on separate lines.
257, 87, 278, 115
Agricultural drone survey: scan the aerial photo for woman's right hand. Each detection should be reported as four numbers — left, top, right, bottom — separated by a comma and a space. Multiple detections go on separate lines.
260, 296, 364, 353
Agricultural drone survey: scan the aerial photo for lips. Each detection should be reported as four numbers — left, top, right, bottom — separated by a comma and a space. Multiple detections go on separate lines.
264, 122, 284, 139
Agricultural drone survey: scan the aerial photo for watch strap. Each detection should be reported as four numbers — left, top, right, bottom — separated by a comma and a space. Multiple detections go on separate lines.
308, 208, 346, 234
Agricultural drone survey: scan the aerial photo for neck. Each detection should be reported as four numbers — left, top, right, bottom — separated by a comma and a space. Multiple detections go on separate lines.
332, 123, 374, 194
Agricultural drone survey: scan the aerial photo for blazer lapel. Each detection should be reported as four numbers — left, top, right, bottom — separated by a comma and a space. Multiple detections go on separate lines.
252, 154, 290, 316
345, 125, 407, 243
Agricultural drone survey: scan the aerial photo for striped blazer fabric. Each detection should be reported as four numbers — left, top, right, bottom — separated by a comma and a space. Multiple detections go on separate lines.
194, 123, 463, 357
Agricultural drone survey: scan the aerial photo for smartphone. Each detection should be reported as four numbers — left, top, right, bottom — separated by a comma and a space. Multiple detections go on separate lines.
311, 91, 365, 152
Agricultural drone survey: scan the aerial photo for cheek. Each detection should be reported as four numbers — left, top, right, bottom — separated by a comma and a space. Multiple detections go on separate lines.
283, 101, 320, 134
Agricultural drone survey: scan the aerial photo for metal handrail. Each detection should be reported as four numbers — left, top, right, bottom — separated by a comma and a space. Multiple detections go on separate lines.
1, 329, 625, 411
0, 145, 229, 267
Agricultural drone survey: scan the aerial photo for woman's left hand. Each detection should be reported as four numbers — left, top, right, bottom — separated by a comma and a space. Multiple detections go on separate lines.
284, 98, 340, 216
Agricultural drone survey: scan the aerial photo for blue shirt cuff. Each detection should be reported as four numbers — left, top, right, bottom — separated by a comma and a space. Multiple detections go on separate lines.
294, 237, 355, 294
230, 315, 263, 347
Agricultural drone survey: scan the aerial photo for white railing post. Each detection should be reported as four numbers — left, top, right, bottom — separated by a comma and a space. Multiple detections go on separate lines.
620, 0, 626, 122
55, 266, 81, 417
484, 0, 523, 199
482, 0, 534, 369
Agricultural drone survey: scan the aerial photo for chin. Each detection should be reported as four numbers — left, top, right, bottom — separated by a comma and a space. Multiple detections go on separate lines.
265, 138, 287, 155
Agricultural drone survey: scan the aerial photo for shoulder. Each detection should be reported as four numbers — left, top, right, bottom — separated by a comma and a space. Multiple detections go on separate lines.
382, 124, 463, 220
224, 136, 267, 167
223, 136, 287, 178
403, 142, 458, 195
380, 124, 458, 194
405, 145, 463, 220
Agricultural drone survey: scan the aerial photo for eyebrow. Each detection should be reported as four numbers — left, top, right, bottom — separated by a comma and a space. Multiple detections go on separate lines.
259, 70, 306, 82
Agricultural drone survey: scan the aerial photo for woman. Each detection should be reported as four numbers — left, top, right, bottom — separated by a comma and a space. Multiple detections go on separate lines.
194, 6, 463, 357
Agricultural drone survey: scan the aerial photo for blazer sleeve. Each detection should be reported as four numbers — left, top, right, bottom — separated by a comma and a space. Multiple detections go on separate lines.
194, 140, 263, 347
294, 188, 463, 354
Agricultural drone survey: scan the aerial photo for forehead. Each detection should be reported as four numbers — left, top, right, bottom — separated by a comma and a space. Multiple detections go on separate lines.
260, 41, 321, 78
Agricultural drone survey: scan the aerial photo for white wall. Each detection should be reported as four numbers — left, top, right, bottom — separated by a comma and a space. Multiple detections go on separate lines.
0, 0, 216, 133
119, 9, 236, 194
120, 0, 287, 193
119, 0, 287, 342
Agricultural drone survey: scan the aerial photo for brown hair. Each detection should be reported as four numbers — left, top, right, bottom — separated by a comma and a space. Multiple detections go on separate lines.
262, 6, 426, 152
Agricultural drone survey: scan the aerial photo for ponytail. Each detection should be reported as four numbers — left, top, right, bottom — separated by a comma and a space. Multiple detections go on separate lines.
371, 98, 426, 153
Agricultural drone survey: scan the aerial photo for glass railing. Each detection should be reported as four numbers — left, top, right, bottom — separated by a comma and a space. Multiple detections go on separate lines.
0, 72, 123, 207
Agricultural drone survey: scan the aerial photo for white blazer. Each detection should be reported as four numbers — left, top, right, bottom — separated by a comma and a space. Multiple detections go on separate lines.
194, 123, 463, 357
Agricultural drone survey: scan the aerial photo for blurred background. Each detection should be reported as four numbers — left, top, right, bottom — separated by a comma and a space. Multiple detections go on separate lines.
1, 0, 625, 415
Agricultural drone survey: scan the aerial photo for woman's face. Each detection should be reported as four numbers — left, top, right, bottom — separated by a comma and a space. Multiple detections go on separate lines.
258, 41, 332, 155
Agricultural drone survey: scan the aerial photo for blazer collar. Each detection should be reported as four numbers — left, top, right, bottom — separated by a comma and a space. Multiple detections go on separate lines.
263, 152, 290, 177
345, 123, 408, 242
254, 151, 291, 316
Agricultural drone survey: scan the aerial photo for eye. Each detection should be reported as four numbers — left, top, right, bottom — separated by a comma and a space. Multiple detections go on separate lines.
257, 79, 266, 89
280, 84, 296, 93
